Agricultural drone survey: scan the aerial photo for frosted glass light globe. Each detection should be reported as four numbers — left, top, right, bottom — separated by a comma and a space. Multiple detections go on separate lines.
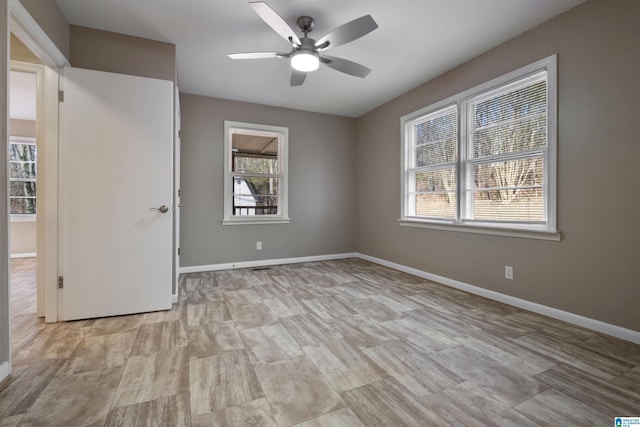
291, 51, 319, 72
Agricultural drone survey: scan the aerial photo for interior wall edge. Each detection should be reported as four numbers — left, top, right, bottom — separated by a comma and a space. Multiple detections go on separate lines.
1, 0, 11, 378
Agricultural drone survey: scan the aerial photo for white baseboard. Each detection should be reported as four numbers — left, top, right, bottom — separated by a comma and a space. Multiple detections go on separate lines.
179, 252, 359, 274
10, 252, 36, 259
357, 253, 640, 345
176, 251, 640, 345
0, 361, 10, 384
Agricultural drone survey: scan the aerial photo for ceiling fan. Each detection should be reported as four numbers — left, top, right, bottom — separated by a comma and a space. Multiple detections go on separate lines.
228, 1, 378, 86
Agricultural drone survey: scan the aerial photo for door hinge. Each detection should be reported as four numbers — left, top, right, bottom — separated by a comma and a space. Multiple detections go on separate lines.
178, 130, 181, 138
177, 248, 180, 256
178, 188, 181, 197
58, 90, 64, 102
58, 276, 64, 289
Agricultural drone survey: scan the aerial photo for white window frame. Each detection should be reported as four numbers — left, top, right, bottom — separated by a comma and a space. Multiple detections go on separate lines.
9, 136, 37, 222
223, 120, 290, 225
400, 55, 559, 241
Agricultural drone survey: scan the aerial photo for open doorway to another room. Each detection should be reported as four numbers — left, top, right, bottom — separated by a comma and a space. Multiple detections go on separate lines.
9, 34, 43, 330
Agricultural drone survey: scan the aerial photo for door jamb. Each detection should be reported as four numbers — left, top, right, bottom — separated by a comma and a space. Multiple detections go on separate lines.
174, 86, 181, 300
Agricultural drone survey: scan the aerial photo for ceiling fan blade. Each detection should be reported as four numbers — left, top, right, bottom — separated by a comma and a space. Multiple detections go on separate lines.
290, 70, 307, 86
250, 1, 301, 46
320, 55, 371, 78
228, 52, 284, 59
315, 15, 378, 50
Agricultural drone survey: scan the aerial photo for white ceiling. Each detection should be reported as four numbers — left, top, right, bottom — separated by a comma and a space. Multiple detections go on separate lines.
10, 70, 36, 121
54, 0, 584, 117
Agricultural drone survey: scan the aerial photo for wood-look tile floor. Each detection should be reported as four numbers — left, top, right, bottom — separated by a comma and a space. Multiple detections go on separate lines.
2, 257, 640, 426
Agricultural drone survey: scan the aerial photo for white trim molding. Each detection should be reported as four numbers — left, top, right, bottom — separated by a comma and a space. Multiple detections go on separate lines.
179, 253, 358, 274
10, 215, 35, 223
9, 0, 68, 68
400, 55, 558, 237
222, 121, 290, 226
399, 219, 562, 241
357, 253, 640, 345
10, 252, 36, 259
0, 361, 9, 384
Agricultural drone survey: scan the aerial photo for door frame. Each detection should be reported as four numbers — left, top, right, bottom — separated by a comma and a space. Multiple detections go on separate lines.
9, 60, 44, 316
9, 0, 68, 324
174, 85, 181, 298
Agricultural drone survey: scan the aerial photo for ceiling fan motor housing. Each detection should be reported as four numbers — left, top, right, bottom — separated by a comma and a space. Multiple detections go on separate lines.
296, 16, 315, 33
298, 37, 317, 51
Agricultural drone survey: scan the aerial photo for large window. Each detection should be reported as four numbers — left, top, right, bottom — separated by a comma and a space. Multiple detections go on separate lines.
401, 55, 557, 238
9, 137, 37, 218
223, 121, 289, 225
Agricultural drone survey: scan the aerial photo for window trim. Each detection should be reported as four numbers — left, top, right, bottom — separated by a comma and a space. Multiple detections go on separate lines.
9, 136, 37, 221
222, 120, 290, 225
400, 55, 558, 239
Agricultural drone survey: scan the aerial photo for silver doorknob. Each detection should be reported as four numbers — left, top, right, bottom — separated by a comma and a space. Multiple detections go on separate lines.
152, 205, 169, 213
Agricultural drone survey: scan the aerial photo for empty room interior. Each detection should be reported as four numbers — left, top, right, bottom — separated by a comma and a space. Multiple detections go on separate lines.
1, 0, 639, 425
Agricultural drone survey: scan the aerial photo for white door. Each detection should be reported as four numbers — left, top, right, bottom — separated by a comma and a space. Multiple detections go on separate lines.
59, 67, 173, 321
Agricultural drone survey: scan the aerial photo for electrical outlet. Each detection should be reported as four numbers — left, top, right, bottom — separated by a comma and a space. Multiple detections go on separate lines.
505, 265, 513, 280
256, 241, 262, 250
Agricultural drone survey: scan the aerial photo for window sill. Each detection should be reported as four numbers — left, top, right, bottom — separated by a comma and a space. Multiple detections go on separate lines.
222, 217, 291, 226
398, 219, 561, 241
11, 215, 36, 223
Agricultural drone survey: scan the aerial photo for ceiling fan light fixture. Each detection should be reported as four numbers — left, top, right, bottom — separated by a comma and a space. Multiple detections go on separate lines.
228, 2, 378, 85
291, 51, 319, 72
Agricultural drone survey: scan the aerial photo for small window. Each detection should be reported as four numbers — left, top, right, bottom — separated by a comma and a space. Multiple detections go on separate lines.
223, 121, 289, 225
9, 137, 37, 219
401, 55, 557, 238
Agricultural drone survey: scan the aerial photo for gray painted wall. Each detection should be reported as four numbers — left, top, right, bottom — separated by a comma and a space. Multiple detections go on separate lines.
355, 0, 640, 332
179, 94, 356, 266
69, 25, 176, 84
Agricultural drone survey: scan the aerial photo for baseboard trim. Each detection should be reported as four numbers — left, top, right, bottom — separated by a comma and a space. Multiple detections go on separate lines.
177, 251, 640, 344
179, 253, 359, 275
172, 293, 178, 304
0, 361, 10, 384
357, 253, 640, 345
10, 252, 36, 259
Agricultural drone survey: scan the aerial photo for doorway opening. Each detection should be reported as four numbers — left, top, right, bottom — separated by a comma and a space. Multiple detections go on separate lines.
9, 35, 42, 328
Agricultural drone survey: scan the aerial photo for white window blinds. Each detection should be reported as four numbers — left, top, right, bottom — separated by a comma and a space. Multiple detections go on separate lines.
407, 105, 457, 219
464, 72, 548, 224
401, 55, 556, 234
